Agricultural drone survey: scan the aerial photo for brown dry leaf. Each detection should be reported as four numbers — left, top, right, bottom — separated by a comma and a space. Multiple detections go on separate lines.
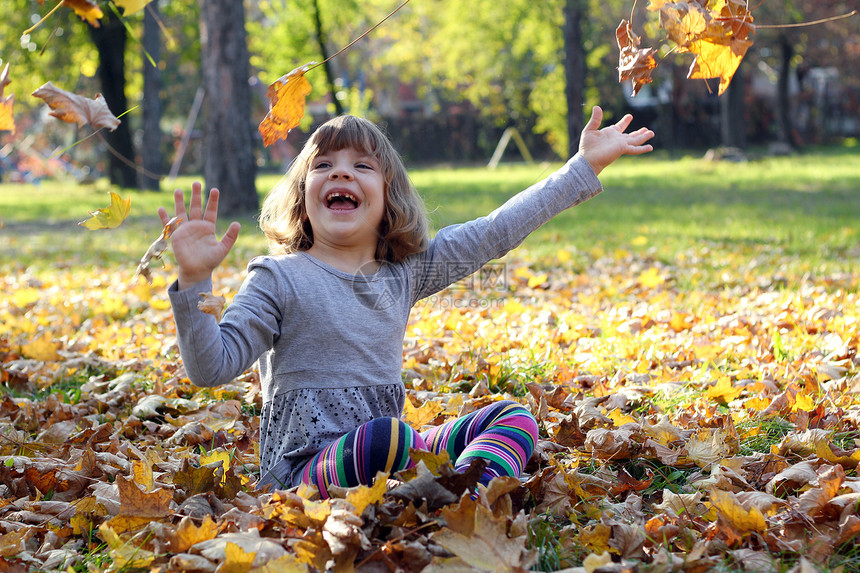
32, 82, 120, 130
616, 20, 658, 96
199, 292, 227, 321
432, 502, 534, 571
115, 474, 174, 518
134, 215, 181, 283
259, 64, 314, 147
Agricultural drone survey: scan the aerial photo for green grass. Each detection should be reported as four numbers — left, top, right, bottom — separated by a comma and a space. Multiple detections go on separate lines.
1, 144, 857, 278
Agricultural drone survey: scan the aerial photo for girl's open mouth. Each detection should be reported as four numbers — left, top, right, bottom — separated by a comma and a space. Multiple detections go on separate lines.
325, 191, 360, 211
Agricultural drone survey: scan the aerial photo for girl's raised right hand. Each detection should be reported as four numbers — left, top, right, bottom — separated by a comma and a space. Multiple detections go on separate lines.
158, 182, 241, 290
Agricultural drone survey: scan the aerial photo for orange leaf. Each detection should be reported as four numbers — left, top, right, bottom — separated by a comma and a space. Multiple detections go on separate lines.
259, 64, 315, 147
79, 191, 131, 230
32, 81, 120, 131
616, 20, 658, 96
62, 0, 104, 27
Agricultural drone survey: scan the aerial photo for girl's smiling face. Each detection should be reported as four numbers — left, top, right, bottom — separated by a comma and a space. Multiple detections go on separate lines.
303, 146, 386, 257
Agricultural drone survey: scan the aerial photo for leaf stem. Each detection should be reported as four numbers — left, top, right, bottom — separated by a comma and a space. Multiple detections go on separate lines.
308, 0, 413, 72
23, 0, 65, 36
757, 10, 857, 29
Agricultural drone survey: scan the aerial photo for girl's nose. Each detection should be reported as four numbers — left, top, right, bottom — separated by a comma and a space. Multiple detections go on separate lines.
329, 165, 353, 180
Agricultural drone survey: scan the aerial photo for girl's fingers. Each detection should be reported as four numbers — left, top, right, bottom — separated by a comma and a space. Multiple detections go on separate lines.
584, 106, 603, 132
204, 188, 221, 223
157, 206, 170, 225
612, 113, 634, 132
188, 182, 204, 220
173, 188, 188, 219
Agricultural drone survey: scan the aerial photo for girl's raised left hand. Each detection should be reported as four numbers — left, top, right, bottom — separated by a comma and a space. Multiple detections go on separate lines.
158, 182, 241, 290
579, 106, 655, 176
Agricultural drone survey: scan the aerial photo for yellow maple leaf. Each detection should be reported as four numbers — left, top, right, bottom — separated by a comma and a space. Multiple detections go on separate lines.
638, 267, 665, 288
131, 459, 154, 492
707, 375, 742, 403
402, 398, 444, 429
201, 450, 232, 486
0, 95, 14, 134
345, 471, 388, 515
98, 523, 157, 569
114, 0, 153, 15
0, 62, 13, 134
687, 36, 753, 95
169, 515, 219, 553
528, 273, 548, 288
21, 332, 61, 361
792, 392, 815, 412
709, 489, 766, 533
607, 408, 638, 427
79, 191, 131, 230
217, 541, 257, 573
259, 64, 314, 147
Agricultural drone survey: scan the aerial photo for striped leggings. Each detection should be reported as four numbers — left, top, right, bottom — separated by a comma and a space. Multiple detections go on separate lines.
299, 400, 538, 499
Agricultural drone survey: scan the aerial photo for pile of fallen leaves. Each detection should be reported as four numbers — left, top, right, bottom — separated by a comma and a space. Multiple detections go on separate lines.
0, 242, 858, 572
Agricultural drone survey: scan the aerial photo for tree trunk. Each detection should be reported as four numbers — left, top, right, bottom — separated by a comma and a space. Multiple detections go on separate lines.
142, 2, 164, 190
720, 61, 747, 149
311, 0, 344, 116
776, 33, 799, 149
563, 0, 586, 157
199, 0, 258, 215
89, 11, 138, 189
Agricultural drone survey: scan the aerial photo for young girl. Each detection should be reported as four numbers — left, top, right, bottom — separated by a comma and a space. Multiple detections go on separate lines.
160, 107, 654, 497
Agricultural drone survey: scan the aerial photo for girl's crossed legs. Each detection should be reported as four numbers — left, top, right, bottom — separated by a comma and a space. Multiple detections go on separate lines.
299, 400, 538, 498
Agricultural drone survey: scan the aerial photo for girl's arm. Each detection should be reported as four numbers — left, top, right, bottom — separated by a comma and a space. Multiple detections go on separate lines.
410, 107, 653, 301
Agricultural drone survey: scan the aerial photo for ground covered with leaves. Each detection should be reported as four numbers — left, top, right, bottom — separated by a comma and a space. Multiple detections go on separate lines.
1, 226, 859, 572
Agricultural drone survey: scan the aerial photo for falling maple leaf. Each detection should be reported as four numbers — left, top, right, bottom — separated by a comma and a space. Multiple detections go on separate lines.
79, 191, 131, 230
259, 63, 315, 147
134, 215, 181, 282
114, 0, 154, 15
32, 81, 120, 131
0, 62, 14, 135
622, 0, 756, 96
616, 20, 658, 96
61, 0, 104, 26
687, 34, 753, 95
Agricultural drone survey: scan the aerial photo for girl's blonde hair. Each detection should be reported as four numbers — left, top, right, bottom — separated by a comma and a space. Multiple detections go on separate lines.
259, 115, 429, 263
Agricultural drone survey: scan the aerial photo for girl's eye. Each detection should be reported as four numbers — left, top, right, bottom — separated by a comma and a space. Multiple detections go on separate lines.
313, 161, 331, 169
356, 163, 373, 170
